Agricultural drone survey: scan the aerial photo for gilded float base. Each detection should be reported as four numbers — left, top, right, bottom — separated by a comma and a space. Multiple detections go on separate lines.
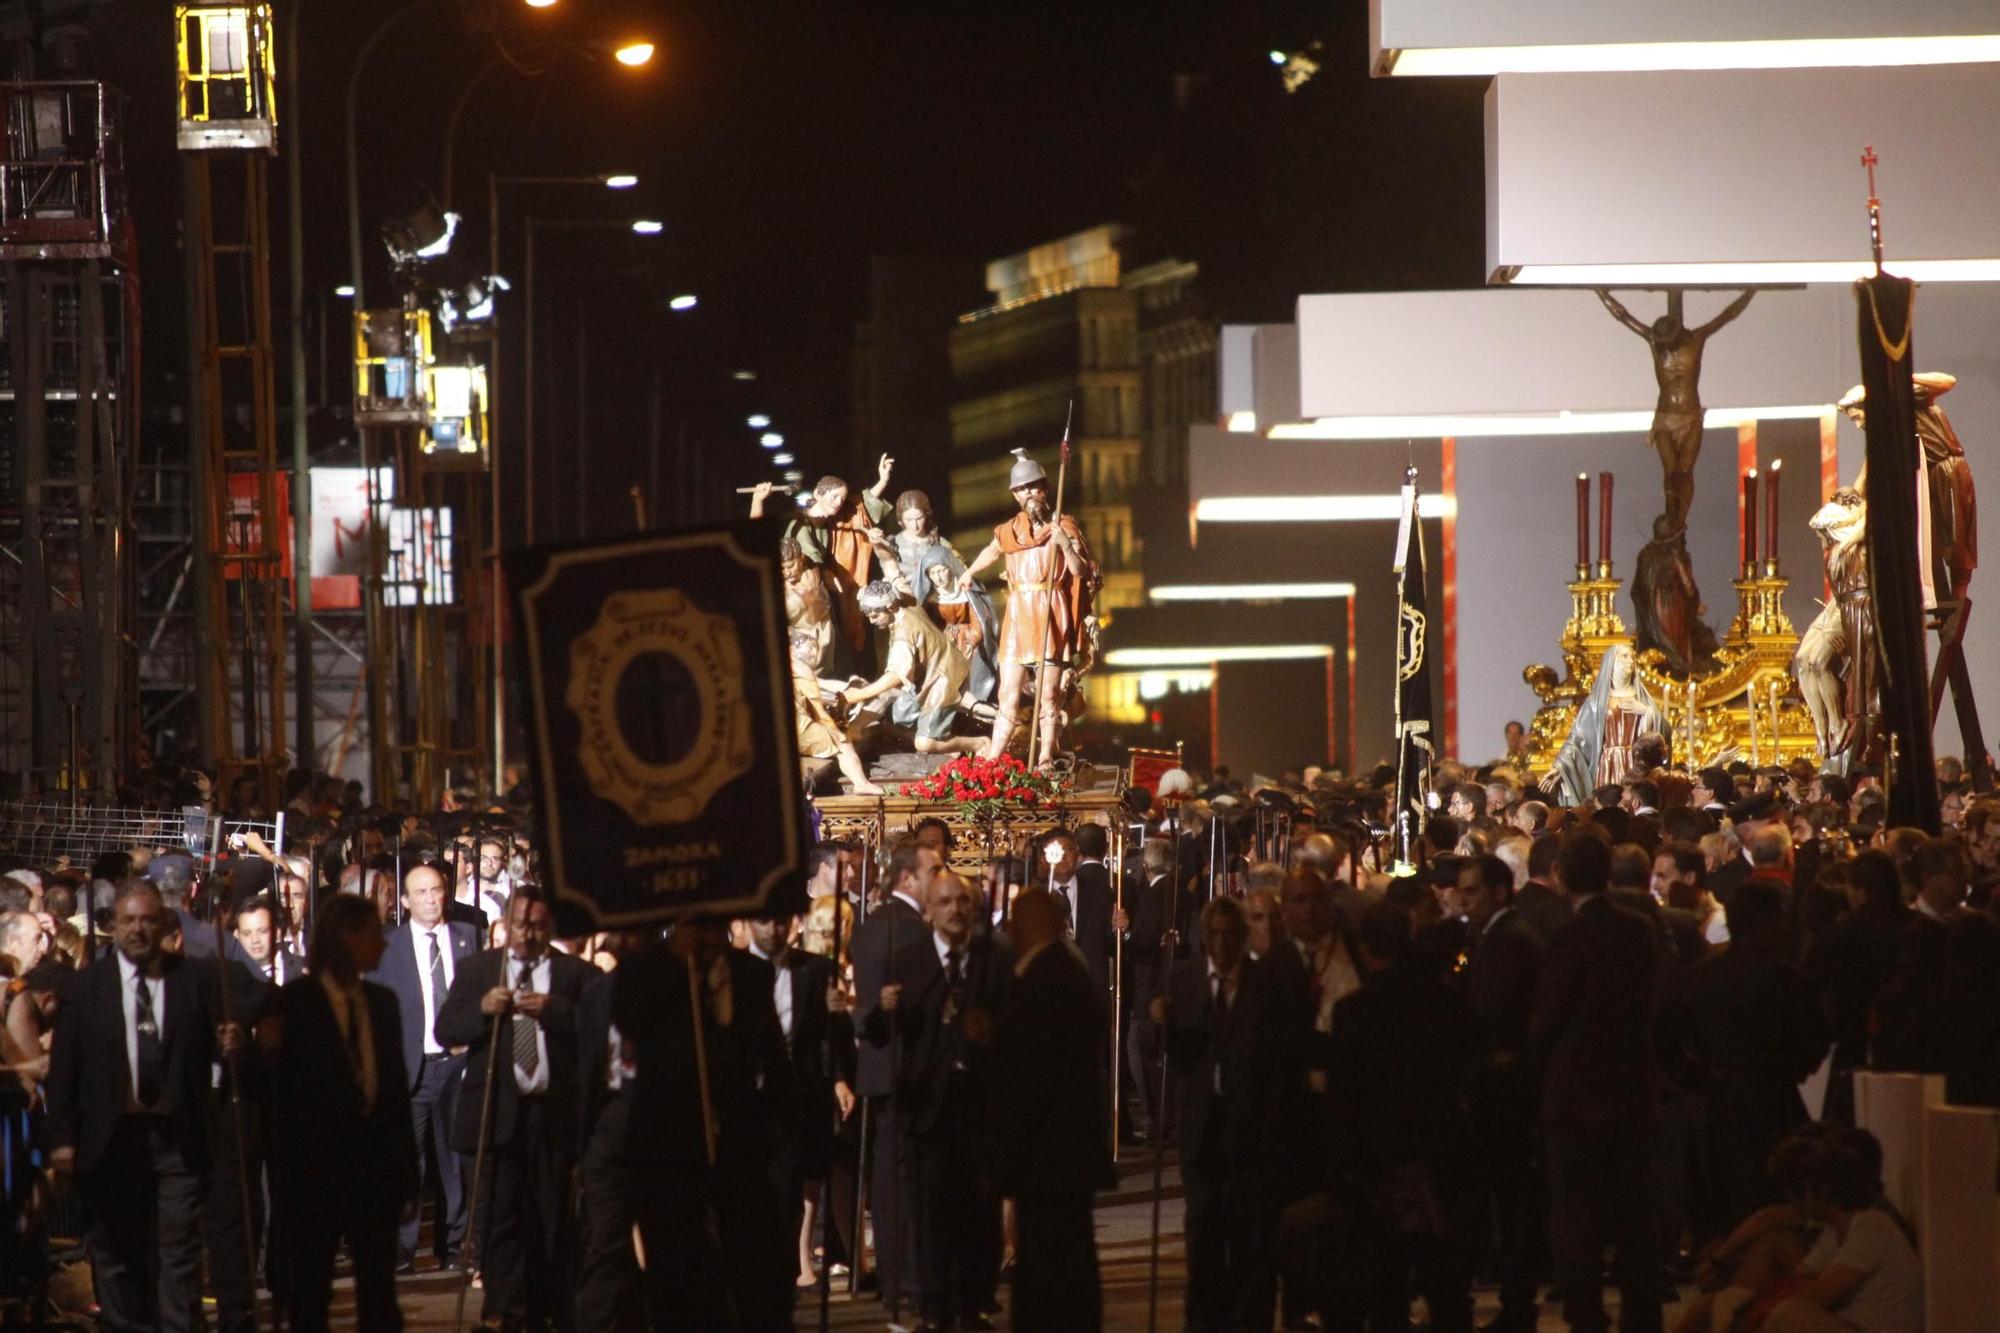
1522, 568, 1819, 778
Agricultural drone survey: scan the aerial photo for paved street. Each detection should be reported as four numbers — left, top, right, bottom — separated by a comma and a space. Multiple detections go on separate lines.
352, 1154, 1684, 1331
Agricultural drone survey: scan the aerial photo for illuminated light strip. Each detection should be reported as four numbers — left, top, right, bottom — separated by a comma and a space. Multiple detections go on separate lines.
1225, 409, 1258, 433
1104, 645, 1334, 667
1380, 35, 2000, 78
1501, 260, 2000, 285
1266, 405, 1828, 440
1192, 495, 1455, 522
1149, 582, 1356, 602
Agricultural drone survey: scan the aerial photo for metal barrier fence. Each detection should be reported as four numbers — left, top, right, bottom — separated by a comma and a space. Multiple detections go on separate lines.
0, 800, 283, 868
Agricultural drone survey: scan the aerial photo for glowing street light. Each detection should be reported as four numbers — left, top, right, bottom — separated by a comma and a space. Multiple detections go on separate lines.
760, 432, 784, 448
732, 370, 757, 381
746, 414, 771, 428
630, 218, 663, 235
334, 284, 356, 298
602, 173, 638, 189
524, 0, 557, 9
772, 452, 794, 465
668, 294, 697, 311
614, 41, 655, 67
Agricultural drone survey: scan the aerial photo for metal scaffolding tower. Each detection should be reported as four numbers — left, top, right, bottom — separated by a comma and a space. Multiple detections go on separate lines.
0, 80, 138, 796
178, 4, 288, 806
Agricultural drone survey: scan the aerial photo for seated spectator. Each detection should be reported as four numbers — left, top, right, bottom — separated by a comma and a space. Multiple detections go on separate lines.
1674, 1130, 1829, 1333
1765, 1137, 1921, 1333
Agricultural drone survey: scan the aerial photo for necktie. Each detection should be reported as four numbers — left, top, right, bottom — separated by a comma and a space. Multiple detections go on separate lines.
427, 932, 447, 1027
133, 973, 163, 1107
512, 960, 540, 1076
946, 947, 964, 987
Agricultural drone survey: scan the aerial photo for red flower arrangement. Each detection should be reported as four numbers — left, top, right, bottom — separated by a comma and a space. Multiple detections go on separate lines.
900, 753, 1068, 824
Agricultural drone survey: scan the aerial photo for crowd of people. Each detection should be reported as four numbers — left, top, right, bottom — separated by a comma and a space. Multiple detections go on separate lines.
0, 734, 1985, 1332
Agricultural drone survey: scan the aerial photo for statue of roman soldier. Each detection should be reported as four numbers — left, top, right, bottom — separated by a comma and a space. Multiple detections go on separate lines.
959, 449, 1098, 767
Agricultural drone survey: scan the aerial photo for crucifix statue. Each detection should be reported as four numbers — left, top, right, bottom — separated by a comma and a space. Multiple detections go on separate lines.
1596, 288, 1757, 532
1597, 288, 1756, 675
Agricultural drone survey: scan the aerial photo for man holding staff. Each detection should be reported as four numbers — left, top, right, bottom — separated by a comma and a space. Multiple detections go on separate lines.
959, 448, 1096, 768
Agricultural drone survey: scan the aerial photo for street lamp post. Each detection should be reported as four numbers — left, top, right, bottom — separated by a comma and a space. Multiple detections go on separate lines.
523, 217, 662, 545
481, 175, 634, 796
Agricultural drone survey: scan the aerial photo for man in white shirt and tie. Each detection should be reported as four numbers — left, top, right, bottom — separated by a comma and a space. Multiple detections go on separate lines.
367, 862, 478, 1270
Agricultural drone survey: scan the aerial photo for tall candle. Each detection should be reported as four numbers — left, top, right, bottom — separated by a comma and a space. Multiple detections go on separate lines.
1598, 471, 1614, 565
1765, 458, 1782, 562
1743, 468, 1759, 569
1575, 473, 1589, 567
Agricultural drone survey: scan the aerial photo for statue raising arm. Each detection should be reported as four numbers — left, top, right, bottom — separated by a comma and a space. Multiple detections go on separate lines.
1595, 288, 1652, 339
1692, 289, 1756, 341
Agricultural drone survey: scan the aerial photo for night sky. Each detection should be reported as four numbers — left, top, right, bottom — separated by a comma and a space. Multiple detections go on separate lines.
89, 0, 1487, 532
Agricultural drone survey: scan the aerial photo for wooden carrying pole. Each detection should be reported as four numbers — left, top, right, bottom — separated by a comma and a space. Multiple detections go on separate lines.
1024, 405, 1073, 768
451, 1008, 507, 1333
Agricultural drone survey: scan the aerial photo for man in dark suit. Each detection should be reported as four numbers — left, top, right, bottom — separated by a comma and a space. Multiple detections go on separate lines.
1453, 854, 1544, 1332
879, 871, 1009, 1332
743, 913, 845, 1291
45, 881, 246, 1333
1115, 836, 1196, 1141
574, 945, 642, 1333
1053, 826, 1115, 1003
1531, 831, 1665, 1333
1670, 883, 1828, 1233
369, 861, 480, 1269
1158, 896, 1284, 1332
1324, 899, 1475, 1333
1513, 832, 1574, 943
233, 894, 306, 985
436, 891, 594, 1331
994, 890, 1115, 1331
267, 894, 419, 1332
850, 840, 938, 1313
615, 918, 799, 1330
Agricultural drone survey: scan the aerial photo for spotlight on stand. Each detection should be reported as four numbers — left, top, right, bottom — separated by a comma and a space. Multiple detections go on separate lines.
434, 274, 511, 334
382, 199, 460, 267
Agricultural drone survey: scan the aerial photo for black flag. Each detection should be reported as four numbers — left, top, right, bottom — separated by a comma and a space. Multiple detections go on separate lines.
1854, 273, 1940, 833
1392, 466, 1435, 871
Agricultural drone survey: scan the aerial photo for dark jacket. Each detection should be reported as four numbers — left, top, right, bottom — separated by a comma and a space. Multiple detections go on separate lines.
1124, 872, 1198, 999
574, 969, 634, 1158
1165, 952, 1288, 1171
1466, 908, 1541, 1080
1069, 862, 1116, 1001
267, 975, 420, 1205
1531, 893, 1660, 1127
613, 945, 798, 1172
1511, 880, 1573, 943
435, 946, 595, 1153
995, 941, 1116, 1200
368, 917, 480, 1090
47, 952, 240, 1175
771, 947, 845, 1173
1327, 961, 1471, 1177
890, 933, 1011, 1138
851, 893, 926, 1097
